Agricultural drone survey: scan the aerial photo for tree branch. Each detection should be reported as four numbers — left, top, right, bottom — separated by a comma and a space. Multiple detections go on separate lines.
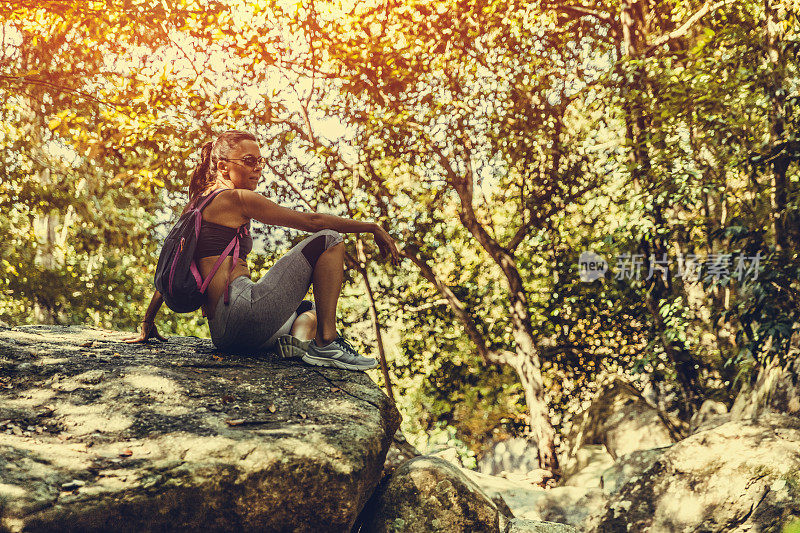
430, 142, 509, 264
262, 158, 315, 210
556, 4, 616, 25
645, 0, 729, 55
0, 74, 125, 108
401, 243, 504, 366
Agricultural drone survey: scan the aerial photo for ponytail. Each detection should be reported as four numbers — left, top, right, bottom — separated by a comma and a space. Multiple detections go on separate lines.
188, 141, 214, 202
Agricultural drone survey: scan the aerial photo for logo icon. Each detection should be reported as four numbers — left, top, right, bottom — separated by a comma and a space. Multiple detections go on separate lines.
579, 251, 608, 282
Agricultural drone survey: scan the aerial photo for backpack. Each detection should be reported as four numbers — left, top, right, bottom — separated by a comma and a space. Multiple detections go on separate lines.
154, 188, 246, 313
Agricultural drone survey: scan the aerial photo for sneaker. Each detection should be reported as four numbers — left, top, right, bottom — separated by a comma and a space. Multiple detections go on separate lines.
276, 334, 310, 359
302, 337, 379, 371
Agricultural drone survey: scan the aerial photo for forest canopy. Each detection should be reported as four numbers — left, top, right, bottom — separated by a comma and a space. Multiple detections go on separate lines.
1, 0, 798, 478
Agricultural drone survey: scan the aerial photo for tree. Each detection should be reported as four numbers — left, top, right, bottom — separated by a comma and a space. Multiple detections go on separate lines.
550, 0, 800, 411
282, 0, 619, 480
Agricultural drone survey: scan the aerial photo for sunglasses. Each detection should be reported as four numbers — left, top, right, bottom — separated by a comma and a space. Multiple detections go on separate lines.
222, 155, 266, 168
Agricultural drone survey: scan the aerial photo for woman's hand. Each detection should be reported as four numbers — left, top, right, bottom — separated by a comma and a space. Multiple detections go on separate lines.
123, 321, 167, 344
124, 291, 166, 343
373, 226, 401, 266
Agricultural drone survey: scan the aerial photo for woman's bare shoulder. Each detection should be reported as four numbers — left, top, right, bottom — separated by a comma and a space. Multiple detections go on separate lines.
202, 189, 251, 226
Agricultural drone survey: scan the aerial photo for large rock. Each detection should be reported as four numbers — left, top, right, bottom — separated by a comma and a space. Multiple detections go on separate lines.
508, 486, 605, 530
360, 456, 582, 533
461, 468, 606, 530
689, 399, 730, 434
586, 413, 800, 532
599, 446, 671, 496
562, 378, 683, 465
477, 438, 539, 477
732, 355, 800, 420
506, 519, 579, 532
361, 456, 511, 532
559, 444, 614, 489
0, 325, 400, 532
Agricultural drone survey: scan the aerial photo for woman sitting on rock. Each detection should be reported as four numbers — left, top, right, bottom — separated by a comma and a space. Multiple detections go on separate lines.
126, 130, 400, 371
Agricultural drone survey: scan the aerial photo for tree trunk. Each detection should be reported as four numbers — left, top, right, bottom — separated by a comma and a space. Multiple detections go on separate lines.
765, 0, 790, 252
352, 238, 396, 403
431, 145, 560, 480
360, 266, 396, 404
503, 257, 560, 477
402, 243, 560, 481
509, 319, 560, 479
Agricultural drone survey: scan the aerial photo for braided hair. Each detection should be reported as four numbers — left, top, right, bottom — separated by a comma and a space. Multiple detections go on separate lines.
188, 130, 258, 203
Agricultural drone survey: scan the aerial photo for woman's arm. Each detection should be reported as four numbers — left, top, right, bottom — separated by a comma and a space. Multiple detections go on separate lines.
236, 190, 368, 233
123, 290, 168, 343
237, 190, 401, 265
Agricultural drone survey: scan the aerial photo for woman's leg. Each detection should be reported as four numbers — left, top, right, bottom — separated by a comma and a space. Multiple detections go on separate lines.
258, 300, 315, 352
247, 229, 343, 349
298, 238, 378, 370
312, 241, 344, 345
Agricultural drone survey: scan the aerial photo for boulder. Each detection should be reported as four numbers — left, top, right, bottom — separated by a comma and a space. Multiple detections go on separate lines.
506, 519, 579, 532
586, 413, 800, 532
599, 446, 671, 496
513, 486, 605, 529
0, 325, 400, 532
597, 387, 678, 460
460, 468, 606, 530
458, 467, 541, 519
563, 378, 683, 464
477, 438, 539, 477
361, 456, 512, 532
732, 355, 800, 420
689, 399, 730, 434
558, 444, 614, 489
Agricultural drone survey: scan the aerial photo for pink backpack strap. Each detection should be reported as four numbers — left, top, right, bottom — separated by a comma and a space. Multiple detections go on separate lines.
196, 224, 249, 305
189, 188, 246, 310
193, 188, 231, 238
223, 227, 244, 305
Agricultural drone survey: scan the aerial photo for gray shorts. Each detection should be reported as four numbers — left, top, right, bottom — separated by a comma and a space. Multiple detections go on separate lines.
208, 229, 343, 352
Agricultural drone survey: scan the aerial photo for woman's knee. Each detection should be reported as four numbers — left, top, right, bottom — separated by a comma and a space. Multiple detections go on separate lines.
313, 229, 343, 248
302, 230, 343, 268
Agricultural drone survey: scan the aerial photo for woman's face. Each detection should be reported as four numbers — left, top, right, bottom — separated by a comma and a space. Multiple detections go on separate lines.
218, 139, 263, 190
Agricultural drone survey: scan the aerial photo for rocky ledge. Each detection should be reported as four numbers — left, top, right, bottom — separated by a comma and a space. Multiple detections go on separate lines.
0, 325, 400, 532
